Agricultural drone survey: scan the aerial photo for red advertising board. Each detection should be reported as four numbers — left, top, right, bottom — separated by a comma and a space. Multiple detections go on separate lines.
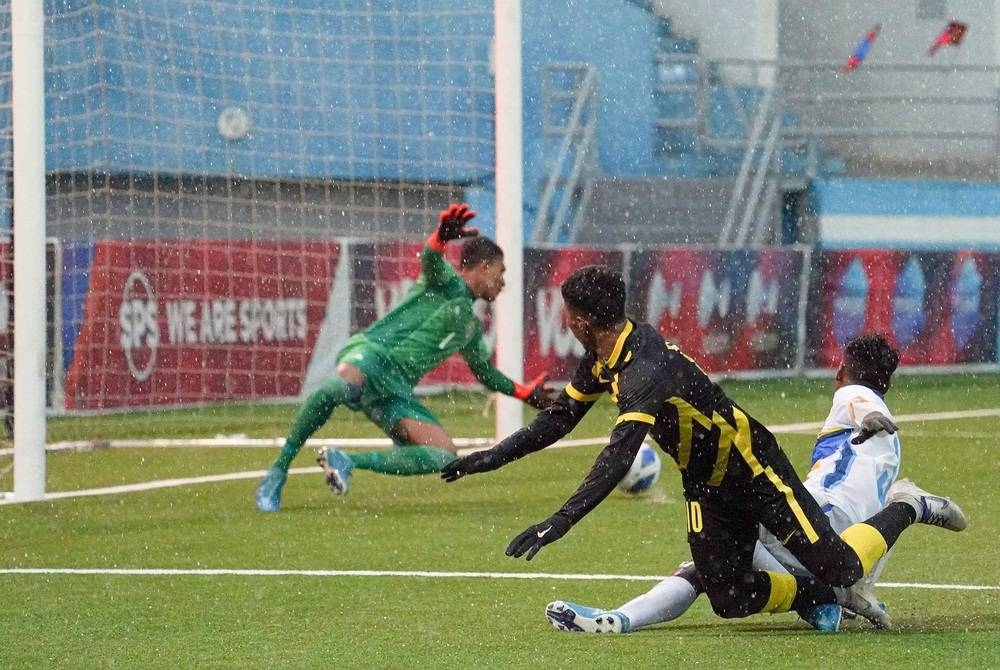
807, 249, 1000, 367
356, 244, 796, 382
523, 247, 626, 380
629, 247, 804, 372
60, 240, 1000, 410
64, 240, 341, 409
352, 244, 623, 386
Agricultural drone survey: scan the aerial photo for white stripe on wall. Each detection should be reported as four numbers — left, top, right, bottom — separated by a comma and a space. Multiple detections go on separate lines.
819, 215, 1000, 249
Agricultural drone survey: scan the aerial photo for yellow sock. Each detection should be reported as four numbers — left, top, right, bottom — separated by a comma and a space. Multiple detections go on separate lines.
761, 571, 798, 613
841, 523, 888, 576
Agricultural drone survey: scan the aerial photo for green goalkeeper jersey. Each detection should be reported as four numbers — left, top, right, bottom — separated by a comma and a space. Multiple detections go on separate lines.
356, 245, 516, 395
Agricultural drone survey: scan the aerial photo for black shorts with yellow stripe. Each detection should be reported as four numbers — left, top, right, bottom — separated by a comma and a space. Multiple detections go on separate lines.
681, 426, 852, 589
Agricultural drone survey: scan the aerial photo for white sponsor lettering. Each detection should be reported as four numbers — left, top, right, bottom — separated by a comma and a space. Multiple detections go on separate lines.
213, 299, 238, 344
195, 299, 239, 344
645, 270, 682, 323
165, 300, 198, 344
745, 270, 779, 323
237, 298, 307, 344
697, 271, 731, 328
648, 264, 784, 328
119, 270, 159, 381
535, 287, 584, 358
119, 267, 310, 380
161, 297, 307, 345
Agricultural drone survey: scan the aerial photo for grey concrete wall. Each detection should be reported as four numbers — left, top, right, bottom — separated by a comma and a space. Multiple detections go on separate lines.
47, 174, 464, 242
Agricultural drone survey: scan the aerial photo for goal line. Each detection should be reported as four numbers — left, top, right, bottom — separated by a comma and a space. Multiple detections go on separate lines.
4, 406, 999, 457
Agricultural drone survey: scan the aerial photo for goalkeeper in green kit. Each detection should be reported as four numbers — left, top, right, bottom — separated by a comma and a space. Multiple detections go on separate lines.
256, 203, 557, 512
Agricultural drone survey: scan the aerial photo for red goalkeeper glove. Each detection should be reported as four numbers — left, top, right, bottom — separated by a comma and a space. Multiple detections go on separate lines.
427, 203, 479, 251
513, 371, 558, 410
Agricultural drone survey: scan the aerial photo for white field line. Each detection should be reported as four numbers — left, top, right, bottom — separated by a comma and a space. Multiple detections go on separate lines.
5, 406, 1000, 457
769, 407, 1000, 434
0, 567, 996, 590
1, 406, 998, 506
0, 467, 319, 503
0, 436, 495, 455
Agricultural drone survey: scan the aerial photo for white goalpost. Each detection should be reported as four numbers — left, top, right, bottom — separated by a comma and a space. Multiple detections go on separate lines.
492, 0, 524, 440
2, 1, 524, 499
11, 0, 46, 502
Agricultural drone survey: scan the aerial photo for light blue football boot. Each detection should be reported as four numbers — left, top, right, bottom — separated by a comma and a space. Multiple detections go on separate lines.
800, 603, 843, 633
255, 467, 287, 512
545, 601, 631, 633
317, 447, 354, 495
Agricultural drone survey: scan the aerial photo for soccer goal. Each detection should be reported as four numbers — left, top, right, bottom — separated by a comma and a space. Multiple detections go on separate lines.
2, 0, 526, 500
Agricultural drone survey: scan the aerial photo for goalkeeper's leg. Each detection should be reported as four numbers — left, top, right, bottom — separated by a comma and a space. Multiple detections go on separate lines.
346, 418, 456, 475
275, 371, 363, 471
316, 409, 457, 495
255, 367, 363, 511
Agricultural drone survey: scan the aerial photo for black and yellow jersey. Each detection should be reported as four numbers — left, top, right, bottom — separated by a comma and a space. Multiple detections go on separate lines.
489, 319, 778, 526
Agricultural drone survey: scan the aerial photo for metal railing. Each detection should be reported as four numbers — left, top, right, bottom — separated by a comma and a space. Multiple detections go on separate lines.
719, 84, 782, 246
533, 63, 599, 245
655, 57, 1000, 244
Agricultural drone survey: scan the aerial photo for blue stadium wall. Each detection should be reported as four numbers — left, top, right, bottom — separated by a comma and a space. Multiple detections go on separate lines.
810, 178, 1000, 251
45, 0, 497, 182
40, 0, 660, 240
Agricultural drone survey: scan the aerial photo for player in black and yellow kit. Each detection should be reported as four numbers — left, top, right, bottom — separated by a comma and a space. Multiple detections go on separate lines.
442, 265, 967, 625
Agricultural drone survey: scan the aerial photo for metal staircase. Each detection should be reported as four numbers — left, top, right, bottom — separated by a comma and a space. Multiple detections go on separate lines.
718, 82, 785, 246
532, 63, 599, 245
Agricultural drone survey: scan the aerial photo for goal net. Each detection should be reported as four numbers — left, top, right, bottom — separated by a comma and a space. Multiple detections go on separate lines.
2, 1, 500, 462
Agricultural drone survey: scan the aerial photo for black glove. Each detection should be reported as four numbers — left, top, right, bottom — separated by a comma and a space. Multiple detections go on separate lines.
505, 514, 571, 561
851, 412, 898, 444
429, 203, 479, 248
513, 371, 559, 410
440, 448, 505, 483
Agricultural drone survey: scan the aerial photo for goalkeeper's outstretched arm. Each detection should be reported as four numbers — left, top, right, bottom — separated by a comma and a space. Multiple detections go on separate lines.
420, 203, 479, 285
462, 334, 558, 410
427, 202, 478, 252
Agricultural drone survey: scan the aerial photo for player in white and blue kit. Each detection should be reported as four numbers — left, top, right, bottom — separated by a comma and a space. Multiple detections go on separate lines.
754, 333, 901, 629
546, 333, 919, 633
799, 381, 900, 534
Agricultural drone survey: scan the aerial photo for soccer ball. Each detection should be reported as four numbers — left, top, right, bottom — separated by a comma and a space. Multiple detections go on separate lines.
618, 442, 661, 494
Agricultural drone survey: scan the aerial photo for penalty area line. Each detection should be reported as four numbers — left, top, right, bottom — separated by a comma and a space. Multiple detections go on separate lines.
3, 405, 1000, 505
0, 567, 996, 591
0, 467, 321, 505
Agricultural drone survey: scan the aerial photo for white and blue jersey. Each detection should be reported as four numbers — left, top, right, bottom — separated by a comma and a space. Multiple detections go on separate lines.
802, 384, 900, 532
754, 383, 900, 579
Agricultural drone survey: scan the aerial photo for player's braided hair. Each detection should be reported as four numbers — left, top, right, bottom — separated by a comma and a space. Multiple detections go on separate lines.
561, 265, 626, 328
843, 332, 899, 394
459, 237, 503, 268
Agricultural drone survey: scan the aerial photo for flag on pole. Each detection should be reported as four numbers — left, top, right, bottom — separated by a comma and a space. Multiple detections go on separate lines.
842, 24, 882, 72
928, 21, 967, 55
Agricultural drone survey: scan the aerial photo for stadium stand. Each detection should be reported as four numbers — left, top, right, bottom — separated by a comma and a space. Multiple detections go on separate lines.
31, 1, 1000, 248
38, 0, 817, 246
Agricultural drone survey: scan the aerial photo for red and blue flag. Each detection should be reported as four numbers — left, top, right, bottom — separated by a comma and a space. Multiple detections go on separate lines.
842, 24, 881, 72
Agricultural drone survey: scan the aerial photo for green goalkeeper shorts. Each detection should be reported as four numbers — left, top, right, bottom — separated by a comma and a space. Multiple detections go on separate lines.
336, 336, 441, 436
